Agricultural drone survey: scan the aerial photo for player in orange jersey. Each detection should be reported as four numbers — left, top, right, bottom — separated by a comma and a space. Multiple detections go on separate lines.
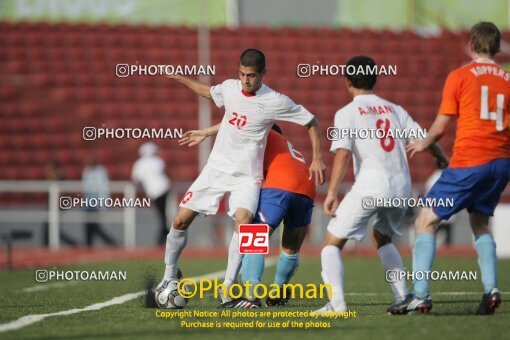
179, 124, 316, 308
389, 22, 510, 315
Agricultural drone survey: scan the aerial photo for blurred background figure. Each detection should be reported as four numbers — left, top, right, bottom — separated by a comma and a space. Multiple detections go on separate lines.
43, 159, 77, 246
131, 142, 171, 245
82, 155, 116, 246
45, 159, 66, 182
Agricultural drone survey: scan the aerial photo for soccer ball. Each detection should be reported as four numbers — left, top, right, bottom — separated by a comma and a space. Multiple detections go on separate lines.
155, 280, 188, 309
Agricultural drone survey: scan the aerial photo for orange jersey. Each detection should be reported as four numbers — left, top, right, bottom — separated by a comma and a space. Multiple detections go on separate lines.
263, 130, 316, 200
439, 58, 510, 168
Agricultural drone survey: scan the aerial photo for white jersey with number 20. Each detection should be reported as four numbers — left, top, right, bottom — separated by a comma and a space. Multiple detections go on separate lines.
208, 79, 314, 180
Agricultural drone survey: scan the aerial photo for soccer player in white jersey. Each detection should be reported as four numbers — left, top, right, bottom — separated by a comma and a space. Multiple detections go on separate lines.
155, 49, 326, 295
315, 56, 448, 314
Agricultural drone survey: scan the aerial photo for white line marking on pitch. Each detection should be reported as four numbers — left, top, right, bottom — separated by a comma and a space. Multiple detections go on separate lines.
0, 291, 146, 333
344, 291, 509, 296
0, 257, 278, 333
21, 281, 79, 293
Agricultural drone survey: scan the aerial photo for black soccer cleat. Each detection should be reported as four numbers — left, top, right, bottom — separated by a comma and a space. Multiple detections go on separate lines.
476, 288, 501, 315
387, 294, 432, 315
220, 297, 261, 309
265, 287, 292, 307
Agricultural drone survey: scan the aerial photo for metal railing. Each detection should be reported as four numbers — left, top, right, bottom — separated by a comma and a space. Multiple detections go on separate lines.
3, 180, 506, 251
0, 180, 349, 251
0, 180, 141, 250
0, 180, 197, 251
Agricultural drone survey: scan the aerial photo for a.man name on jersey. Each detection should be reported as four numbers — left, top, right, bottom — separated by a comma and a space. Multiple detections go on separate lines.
358, 105, 395, 116
470, 65, 510, 81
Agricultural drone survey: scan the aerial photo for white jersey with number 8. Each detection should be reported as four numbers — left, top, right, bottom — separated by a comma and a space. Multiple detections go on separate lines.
330, 93, 422, 198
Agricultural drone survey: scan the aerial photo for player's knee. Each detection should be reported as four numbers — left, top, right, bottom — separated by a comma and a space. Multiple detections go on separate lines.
372, 230, 391, 249
322, 236, 347, 251
234, 211, 253, 227
172, 215, 190, 231
469, 211, 490, 236
415, 208, 439, 233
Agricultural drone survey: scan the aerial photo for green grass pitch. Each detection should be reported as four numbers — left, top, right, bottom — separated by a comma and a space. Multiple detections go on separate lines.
0, 256, 508, 339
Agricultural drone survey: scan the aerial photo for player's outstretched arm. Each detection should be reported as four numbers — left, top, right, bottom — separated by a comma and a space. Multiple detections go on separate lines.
167, 74, 212, 100
406, 115, 451, 158
306, 117, 326, 186
178, 124, 221, 147
324, 148, 351, 217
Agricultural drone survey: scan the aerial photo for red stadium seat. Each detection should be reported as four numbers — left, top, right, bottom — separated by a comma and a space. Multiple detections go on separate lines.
2, 21, 508, 188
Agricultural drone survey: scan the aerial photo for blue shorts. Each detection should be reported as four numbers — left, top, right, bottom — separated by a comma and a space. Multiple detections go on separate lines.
252, 188, 314, 229
426, 158, 510, 220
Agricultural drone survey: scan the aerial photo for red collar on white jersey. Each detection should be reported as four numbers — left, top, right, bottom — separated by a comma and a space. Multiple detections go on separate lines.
241, 89, 256, 97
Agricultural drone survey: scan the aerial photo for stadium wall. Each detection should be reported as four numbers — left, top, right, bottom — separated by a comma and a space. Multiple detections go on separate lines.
1, 0, 509, 29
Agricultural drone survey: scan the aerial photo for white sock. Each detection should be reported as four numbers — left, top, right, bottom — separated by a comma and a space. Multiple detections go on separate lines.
163, 225, 188, 280
321, 245, 346, 311
222, 232, 243, 302
378, 243, 408, 302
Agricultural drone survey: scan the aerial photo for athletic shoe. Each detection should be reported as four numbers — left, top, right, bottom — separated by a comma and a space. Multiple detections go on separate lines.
220, 297, 261, 308
311, 302, 346, 316
476, 288, 502, 315
387, 293, 432, 315
217, 280, 238, 304
153, 268, 183, 293
265, 287, 292, 307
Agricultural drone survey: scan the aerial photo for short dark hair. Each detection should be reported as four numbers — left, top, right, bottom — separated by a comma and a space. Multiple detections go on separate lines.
271, 123, 283, 135
240, 49, 266, 73
346, 56, 377, 90
470, 22, 500, 56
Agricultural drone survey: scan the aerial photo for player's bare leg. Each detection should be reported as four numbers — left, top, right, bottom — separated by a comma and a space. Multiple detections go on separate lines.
221, 208, 254, 303
314, 232, 348, 313
156, 207, 199, 290
281, 225, 308, 254
389, 207, 440, 314
469, 211, 501, 315
265, 225, 308, 307
370, 229, 408, 311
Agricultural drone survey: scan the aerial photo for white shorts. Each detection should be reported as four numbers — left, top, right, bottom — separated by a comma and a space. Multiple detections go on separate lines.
179, 166, 260, 216
327, 191, 405, 241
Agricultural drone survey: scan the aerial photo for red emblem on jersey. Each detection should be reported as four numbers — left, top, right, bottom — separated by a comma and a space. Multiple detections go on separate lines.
181, 191, 193, 204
